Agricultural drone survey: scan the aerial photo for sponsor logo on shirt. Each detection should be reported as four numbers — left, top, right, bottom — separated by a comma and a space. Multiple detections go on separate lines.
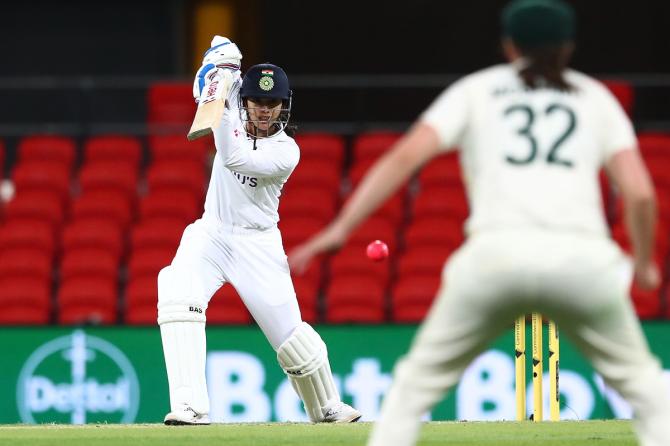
231, 170, 258, 187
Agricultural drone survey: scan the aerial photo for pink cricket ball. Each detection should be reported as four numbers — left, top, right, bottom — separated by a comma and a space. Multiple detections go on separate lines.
366, 240, 389, 261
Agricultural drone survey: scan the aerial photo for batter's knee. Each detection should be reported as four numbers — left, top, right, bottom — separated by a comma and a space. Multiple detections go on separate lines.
157, 265, 207, 325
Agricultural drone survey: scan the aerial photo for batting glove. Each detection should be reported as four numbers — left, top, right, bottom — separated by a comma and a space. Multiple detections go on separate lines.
193, 36, 242, 102
203, 35, 242, 69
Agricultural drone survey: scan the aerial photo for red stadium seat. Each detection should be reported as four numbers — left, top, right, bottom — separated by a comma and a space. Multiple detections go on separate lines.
290, 259, 323, 294
341, 189, 406, 225
139, 189, 200, 224
391, 276, 441, 322
292, 276, 319, 323
57, 277, 118, 325
70, 190, 134, 230
60, 248, 119, 282
328, 246, 391, 286
611, 223, 665, 319
0, 220, 55, 255
148, 134, 212, 165
147, 82, 195, 128
417, 153, 462, 188
352, 132, 402, 165
325, 275, 386, 323
279, 216, 327, 251
347, 161, 411, 197
146, 160, 206, 199
658, 189, 670, 225
4, 190, 66, 230
285, 158, 341, 193
62, 219, 124, 261
630, 283, 662, 319
17, 135, 76, 172
12, 161, 71, 202
396, 246, 452, 279
347, 216, 399, 252
637, 132, 670, 159
124, 276, 158, 325
208, 284, 251, 324
279, 188, 338, 222
84, 135, 143, 168
0, 248, 52, 282
636, 153, 670, 222
130, 218, 185, 252
645, 159, 670, 190
412, 185, 469, 220
294, 133, 345, 166
127, 247, 174, 281
404, 217, 464, 251
601, 79, 634, 117
78, 161, 139, 200
0, 277, 51, 324
611, 221, 669, 260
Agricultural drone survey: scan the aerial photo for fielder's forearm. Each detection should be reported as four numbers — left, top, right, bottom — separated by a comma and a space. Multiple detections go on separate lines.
624, 195, 657, 264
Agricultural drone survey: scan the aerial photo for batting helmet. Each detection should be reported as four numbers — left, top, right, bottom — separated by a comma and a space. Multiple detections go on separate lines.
239, 63, 293, 138
240, 63, 291, 100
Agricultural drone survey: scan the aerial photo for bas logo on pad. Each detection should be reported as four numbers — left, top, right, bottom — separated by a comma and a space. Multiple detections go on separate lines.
16, 330, 140, 424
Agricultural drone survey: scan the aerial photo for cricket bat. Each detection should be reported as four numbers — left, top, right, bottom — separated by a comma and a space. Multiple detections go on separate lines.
187, 69, 235, 141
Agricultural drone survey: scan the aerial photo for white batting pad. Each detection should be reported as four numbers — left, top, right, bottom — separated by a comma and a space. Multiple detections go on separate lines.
157, 265, 207, 324
160, 321, 210, 415
276, 322, 340, 421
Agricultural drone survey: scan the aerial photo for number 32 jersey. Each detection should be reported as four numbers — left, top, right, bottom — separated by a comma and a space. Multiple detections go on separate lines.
420, 63, 637, 238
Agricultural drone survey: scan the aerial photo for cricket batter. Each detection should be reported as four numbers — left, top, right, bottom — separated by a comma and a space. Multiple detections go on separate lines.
289, 1, 670, 445
157, 37, 361, 425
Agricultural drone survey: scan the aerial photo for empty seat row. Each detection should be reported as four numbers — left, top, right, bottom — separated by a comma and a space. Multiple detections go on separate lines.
1, 125, 670, 325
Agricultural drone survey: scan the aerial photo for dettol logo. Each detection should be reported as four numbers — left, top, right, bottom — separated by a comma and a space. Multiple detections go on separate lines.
16, 330, 140, 424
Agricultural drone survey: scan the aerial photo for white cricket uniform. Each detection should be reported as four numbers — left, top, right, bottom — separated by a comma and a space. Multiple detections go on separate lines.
160, 77, 302, 350
158, 73, 358, 424
369, 64, 670, 446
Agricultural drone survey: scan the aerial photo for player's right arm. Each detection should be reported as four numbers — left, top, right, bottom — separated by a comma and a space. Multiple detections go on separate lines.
287, 122, 441, 273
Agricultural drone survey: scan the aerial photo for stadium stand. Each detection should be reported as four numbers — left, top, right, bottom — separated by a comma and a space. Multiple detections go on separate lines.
1, 75, 668, 326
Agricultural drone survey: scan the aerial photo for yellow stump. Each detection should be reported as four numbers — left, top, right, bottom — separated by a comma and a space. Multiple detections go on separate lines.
514, 315, 526, 421
549, 320, 560, 421
532, 313, 543, 422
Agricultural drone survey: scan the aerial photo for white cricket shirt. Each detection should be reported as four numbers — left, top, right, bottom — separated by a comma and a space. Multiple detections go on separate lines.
420, 63, 637, 237
206, 79, 300, 229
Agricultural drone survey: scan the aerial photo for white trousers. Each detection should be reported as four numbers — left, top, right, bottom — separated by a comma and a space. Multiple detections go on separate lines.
368, 229, 670, 446
163, 218, 302, 349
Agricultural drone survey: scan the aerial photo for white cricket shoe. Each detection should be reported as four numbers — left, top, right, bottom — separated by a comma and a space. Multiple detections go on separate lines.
322, 402, 362, 423
164, 406, 211, 425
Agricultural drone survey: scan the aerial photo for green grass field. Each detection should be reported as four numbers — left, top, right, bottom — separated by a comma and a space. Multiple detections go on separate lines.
0, 420, 637, 445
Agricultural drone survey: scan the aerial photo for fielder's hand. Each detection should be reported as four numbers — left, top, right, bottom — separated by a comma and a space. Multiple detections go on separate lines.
193, 35, 242, 102
288, 224, 347, 275
633, 261, 661, 290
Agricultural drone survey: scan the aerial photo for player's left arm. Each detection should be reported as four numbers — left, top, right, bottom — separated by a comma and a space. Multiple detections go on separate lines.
598, 82, 660, 289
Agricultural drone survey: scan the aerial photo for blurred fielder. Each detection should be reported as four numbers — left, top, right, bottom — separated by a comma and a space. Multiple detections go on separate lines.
157, 36, 361, 425
289, 1, 670, 445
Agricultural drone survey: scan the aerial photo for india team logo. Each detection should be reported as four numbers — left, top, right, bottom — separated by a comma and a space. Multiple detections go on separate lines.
259, 76, 274, 91
16, 330, 140, 424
